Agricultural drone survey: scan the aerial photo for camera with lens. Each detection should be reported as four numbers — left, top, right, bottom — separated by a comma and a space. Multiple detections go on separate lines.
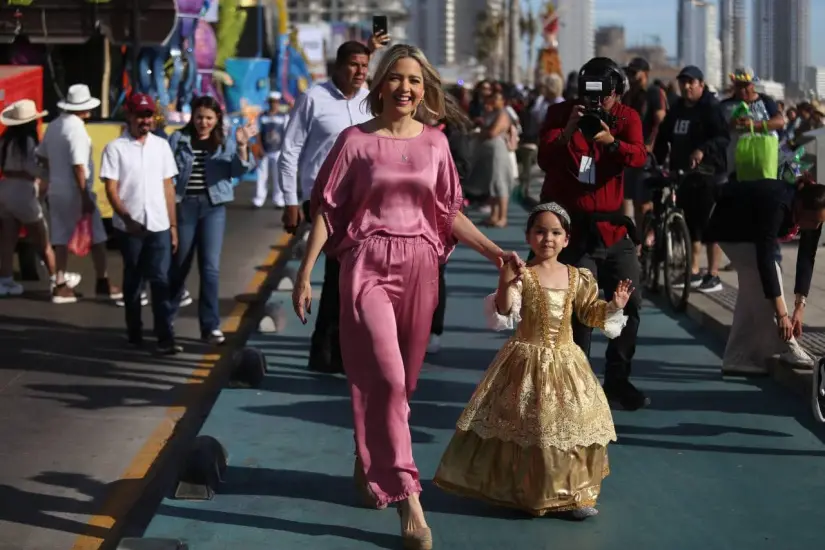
576, 58, 625, 140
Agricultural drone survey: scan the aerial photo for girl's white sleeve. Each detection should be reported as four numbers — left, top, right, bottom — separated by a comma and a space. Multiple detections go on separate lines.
483, 280, 523, 331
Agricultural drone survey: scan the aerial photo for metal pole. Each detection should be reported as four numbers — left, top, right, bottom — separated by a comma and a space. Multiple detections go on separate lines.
131, 0, 141, 92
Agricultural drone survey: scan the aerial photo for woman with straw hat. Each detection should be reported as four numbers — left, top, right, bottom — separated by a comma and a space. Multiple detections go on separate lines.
0, 99, 59, 298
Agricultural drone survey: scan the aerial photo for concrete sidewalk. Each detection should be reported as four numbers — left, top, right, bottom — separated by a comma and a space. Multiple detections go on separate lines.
0, 184, 292, 550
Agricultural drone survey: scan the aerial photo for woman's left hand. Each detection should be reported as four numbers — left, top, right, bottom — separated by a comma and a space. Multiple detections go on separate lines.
235, 121, 259, 147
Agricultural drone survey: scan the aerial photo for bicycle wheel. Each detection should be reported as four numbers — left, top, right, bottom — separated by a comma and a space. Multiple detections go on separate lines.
639, 212, 659, 292
663, 211, 692, 312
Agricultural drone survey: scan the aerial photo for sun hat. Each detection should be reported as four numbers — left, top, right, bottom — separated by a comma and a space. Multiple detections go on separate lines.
0, 99, 48, 126
57, 84, 102, 111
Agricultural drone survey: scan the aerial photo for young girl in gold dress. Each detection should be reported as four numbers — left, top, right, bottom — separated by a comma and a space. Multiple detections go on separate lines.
434, 202, 633, 520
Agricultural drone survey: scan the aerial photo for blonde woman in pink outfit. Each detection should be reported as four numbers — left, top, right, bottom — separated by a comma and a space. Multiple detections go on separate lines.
292, 44, 524, 549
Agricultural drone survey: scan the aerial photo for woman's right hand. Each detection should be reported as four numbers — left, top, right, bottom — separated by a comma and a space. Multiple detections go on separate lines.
292, 276, 313, 324
777, 314, 794, 342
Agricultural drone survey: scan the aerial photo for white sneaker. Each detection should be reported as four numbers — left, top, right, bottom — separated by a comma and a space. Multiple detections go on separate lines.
204, 329, 226, 345
0, 277, 24, 297
179, 290, 193, 307
778, 345, 815, 369
426, 334, 441, 354
115, 291, 149, 307
50, 272, 82, 291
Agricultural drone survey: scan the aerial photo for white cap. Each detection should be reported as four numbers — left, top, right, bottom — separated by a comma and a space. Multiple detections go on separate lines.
268, 91, 282, 101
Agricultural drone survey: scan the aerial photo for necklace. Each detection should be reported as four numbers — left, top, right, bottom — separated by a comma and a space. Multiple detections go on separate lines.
385, 131, 410, 163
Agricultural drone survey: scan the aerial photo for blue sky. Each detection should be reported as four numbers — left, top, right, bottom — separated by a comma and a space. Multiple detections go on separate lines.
527, 0, 825, 67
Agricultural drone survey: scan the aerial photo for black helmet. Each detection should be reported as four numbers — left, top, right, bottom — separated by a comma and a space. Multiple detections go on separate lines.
577, 57, 627, 98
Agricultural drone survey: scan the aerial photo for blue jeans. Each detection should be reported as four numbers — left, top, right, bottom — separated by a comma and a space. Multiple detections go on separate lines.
118, 229, 174, 343
171, 194, 227, 335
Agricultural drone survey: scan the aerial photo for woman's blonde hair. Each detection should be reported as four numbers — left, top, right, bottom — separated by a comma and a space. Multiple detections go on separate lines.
365, 44, 446, 122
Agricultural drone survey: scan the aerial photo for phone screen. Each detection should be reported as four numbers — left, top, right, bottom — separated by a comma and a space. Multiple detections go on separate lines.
373, 15, 388, 36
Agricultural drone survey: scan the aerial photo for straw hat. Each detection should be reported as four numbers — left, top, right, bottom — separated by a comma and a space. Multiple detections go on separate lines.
0, 99, 48, 126
57, 84, 101, 112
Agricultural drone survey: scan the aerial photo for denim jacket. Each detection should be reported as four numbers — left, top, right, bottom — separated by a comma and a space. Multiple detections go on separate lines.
168, 131, 254, 205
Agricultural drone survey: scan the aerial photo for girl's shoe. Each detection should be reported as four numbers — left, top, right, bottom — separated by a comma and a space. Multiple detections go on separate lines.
353, 456, 386, 509
397, 506, 433, 550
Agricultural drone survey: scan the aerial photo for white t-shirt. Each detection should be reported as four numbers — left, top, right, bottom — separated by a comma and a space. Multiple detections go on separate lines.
37, 113, 94, 197
99, 132, 178, 232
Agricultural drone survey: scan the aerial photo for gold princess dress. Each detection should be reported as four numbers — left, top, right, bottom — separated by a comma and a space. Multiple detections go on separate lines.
433, 265, 624, 515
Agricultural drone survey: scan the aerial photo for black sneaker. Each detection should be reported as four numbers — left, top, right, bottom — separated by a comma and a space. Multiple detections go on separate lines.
813, 358, 825, 423
603, 380, 651, 411
673, 273, 703, 289
697, 274, 723, 293
126, 336, 144, 349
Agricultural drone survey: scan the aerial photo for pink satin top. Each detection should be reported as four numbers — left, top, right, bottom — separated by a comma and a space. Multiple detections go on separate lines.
310, 124, 464, 263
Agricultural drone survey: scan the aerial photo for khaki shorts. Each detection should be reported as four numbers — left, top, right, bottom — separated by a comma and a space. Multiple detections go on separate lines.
0, 178, 44, 225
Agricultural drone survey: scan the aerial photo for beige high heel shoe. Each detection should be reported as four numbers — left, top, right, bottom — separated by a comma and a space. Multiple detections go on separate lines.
397, 504, 433, 550
353, 456, 386, 510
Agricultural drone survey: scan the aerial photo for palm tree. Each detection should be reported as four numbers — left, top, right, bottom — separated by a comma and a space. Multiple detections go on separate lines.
475, 11, 504, 77
520, 8, 538, 86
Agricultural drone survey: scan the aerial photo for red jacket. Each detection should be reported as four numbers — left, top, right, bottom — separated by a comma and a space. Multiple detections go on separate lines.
538, 101, 647, 247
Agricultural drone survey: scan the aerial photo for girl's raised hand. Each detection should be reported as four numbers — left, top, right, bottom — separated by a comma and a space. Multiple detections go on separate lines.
610, 279, 634, 310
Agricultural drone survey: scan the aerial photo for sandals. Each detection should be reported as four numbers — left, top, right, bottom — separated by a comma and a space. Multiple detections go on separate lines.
397, 505, 433, 550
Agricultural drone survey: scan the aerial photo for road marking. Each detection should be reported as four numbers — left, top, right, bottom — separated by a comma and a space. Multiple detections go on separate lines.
70, 232, 292, 550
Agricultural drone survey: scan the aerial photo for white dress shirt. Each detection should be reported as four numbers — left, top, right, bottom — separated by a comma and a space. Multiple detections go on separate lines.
99, 132, 178, 232
278, 80, 372, 205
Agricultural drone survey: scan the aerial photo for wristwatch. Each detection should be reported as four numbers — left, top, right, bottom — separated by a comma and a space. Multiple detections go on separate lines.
606, 139, 620, 154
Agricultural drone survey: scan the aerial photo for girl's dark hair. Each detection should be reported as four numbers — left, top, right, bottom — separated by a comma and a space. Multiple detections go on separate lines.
182, 96, 225, 152
796, 176, 825, 210
526, 209, 571, 235
0, 121, 38, 170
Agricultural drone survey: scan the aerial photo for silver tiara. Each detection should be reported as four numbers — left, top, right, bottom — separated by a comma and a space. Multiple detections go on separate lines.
530, 202, 571, 226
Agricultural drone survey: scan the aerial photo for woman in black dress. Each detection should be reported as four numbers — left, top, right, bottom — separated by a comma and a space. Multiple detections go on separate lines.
704, 177, 825, 378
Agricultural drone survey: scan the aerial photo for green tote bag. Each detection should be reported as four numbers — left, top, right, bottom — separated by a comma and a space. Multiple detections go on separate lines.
735, 122, 779, 181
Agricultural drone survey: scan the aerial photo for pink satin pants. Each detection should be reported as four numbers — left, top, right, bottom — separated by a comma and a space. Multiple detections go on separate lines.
339, 235, 440, 507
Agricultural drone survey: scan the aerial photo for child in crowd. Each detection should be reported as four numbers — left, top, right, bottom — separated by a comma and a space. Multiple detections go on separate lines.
434, 202, 632, 520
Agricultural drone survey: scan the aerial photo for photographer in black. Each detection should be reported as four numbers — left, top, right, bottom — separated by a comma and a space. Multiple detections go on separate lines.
537, 57, 650, 410
653, 66, 730, 293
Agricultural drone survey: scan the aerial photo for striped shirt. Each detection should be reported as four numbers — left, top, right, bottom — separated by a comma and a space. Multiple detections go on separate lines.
187, 139, 208, 194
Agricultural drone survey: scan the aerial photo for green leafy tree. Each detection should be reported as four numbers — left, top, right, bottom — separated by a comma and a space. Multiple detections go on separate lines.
475, 11, 504, 65
216, 0, 248, 69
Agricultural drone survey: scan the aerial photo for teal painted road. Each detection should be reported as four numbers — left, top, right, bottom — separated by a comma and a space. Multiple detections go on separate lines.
142, 206, 825, 549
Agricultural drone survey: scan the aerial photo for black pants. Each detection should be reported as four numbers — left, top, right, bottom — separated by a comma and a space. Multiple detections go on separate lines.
303, 201, 344, 373
431, 264, 447, 336
558, 235, 642, 386
677, 173, 717, 243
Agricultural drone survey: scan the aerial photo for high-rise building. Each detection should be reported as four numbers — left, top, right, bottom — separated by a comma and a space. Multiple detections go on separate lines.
286, 0, 409, 40
554, 0, 594, 75
720, 0, 747, 79
407, 0, 453, 66
678, 0, 721, 90
753, 0, 811, 97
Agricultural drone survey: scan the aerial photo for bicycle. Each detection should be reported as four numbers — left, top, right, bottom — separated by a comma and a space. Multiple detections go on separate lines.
639, 167, 702, 312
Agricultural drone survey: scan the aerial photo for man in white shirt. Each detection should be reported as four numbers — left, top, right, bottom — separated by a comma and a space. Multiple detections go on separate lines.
278, 39, 380, 374
37, 84, 121, 304
100, 93, 180, 354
